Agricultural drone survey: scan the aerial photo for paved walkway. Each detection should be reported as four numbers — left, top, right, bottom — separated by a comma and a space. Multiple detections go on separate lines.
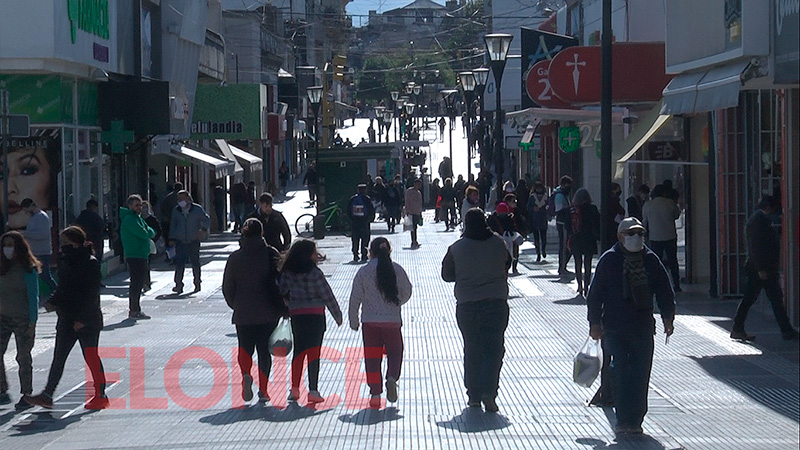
1, 188, 798, 449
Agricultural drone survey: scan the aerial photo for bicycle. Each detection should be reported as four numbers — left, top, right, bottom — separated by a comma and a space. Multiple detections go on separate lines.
295, 201, 351, 238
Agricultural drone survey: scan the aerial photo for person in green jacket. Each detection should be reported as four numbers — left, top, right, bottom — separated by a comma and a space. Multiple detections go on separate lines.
120, 194, 155, 319
0, 231, 41, 410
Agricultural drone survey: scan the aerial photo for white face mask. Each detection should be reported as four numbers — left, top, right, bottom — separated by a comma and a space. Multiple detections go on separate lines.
3, 247, 14, 259
178, 200, 188, 208
623, 234, 644, 252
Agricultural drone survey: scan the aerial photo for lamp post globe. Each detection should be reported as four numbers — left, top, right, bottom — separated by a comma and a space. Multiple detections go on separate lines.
459, 72, 476, 179
472, 67, 490, 171
483, 33, 513, 197
441, 89, 457, 164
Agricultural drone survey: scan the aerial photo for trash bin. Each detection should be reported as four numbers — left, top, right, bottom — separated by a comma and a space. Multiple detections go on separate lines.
314, 214, 326, 239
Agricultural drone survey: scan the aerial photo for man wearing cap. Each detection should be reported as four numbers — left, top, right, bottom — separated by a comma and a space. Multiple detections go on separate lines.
586, 217, 675, 436
347, 183, 375, 262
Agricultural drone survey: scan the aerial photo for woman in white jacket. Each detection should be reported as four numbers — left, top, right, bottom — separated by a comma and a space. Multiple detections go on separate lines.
348, 237, 412, 408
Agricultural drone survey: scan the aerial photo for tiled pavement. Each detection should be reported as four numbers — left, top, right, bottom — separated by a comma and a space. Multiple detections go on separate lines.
0, 190, 798, 449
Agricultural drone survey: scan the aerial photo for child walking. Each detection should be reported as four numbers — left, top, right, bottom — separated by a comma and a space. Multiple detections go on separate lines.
348, 238, 412, 408
280, 239, 342, 404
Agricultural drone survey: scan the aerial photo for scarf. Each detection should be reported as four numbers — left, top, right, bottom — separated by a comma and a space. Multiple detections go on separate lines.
622, 249, 651, 310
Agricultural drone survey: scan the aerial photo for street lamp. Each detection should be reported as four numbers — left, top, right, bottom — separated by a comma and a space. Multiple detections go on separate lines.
484, 33, 513, 198
307, 85, 323, 166
459, 72, 476, 179
404, 103, 415, 139
390, 91, 400, 141
374, 106, 386, 143
472, 67, 489, 172
441, 89, 457, 166
383, 111, 393, 142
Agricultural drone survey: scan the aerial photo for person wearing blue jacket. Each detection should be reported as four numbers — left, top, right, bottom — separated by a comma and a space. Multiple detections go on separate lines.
169, 190, 210, 293
0, 231, 40, 410
586, 217, 675, 436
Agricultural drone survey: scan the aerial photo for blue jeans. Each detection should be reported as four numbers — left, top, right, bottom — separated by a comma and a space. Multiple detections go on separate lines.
604, 331, 654, 429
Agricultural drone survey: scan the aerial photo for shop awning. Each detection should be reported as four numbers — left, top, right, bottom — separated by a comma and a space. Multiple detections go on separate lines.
661, 60, 750, 115
214, 139, 244, 175
614, 100, 671, 179
506, 107, 625, 126
170, 144, 235, 179
335, 101, 359, 112
226, 142, 263, 172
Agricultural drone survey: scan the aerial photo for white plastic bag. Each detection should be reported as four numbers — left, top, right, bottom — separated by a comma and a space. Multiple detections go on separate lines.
403, 215, 413, 232
573, 337, 603, 387
269, 318, 293, 355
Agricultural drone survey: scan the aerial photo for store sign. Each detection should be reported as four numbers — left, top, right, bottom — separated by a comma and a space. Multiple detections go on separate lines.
548, 43, 672, 105
192, 84, 267, 140
520, 28, 578, 109
559, 127, 581, 153
647, 141, 682, 160
526, 60, 571, 109
54, 0, 117, 69
67, 0, 110, 43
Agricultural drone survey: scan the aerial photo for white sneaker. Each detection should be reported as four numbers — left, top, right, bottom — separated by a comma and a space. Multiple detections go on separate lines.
385, 377, 398, 403
242, 374, 253, 402
308, 390, 324, 403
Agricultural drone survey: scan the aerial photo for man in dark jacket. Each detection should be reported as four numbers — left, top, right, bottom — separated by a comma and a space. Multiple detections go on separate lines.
247, 193, 292, 252
731, 196, 799, 341
74, 199, 106, 258
587, 217, 675, 436
347, 184, 375, 262
169, 191, 210, 294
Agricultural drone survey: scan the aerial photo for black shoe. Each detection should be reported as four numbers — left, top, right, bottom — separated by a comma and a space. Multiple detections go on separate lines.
361, 256, 368, 263
25, 392, 53, 409
129, 311, 151, 320
730, 329, 755, 341
194, 283, 201, 292
172, 284, 183, 294
482, 397, 499, 413
0, 392, 10, 405
782, 330, 799, 340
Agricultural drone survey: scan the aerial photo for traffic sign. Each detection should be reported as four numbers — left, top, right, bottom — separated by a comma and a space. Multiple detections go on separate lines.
559, 126, 581, 153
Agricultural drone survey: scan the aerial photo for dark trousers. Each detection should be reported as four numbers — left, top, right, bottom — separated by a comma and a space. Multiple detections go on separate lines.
530, 226, 547, 258
456, 299, 509, 401
290, 314, 326, 391
573, 252, 595, 292
0, 315, 35, 395
232, 203, 245, 232
351, 221, 370, 259
604, 331, 654, 429
386, 206, 399, 232
45, 324, 106, 397
649, 239, 680, 288
733, 267, 794, 334
174, 240, 201, 288
127, 257, 148, 313
410, 214, 421, 245
161, 221, 172, 254
442, 203, 457, 228
556, 223, 571, 273
362, 323, 404, 395
214, 204, 226, 233
237, 321, 279, 393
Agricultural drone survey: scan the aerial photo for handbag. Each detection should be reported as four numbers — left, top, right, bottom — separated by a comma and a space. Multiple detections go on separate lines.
149, 239, 157, 255
573, 337, 603, 387
268, 318, 293, 355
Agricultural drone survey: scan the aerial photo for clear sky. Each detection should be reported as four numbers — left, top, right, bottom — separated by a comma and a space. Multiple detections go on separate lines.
346, 0, 445, 27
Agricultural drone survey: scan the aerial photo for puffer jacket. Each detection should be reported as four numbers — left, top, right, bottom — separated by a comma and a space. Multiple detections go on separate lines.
222, 236, 287, 325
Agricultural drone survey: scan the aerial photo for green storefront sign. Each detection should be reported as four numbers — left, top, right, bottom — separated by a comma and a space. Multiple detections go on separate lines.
191, 84, 266, 140
67, 0, 110, 43
0, 74, 98, 126
558, 126, 580, 153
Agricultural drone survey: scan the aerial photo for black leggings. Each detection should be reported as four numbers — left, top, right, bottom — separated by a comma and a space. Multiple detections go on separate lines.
237, 321, 279, 392
290, 315, 326, 391
45, 324, 106, 397
530, 227, 547, 257
573, 252, 594, 292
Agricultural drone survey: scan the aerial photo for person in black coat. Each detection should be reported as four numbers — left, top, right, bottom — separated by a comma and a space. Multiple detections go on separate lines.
246, 193, 292, 252
568, 188, 601, 297
347, 184, 375, 262
73, 199, 106, 258
26, 226, 109, 410
223, 218, 288, 403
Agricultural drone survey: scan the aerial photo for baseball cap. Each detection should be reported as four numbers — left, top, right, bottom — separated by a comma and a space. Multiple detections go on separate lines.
617, 217, 645, 234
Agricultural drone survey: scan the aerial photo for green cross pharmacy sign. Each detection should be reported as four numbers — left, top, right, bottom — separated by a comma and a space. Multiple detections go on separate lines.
559, 126, 581, 153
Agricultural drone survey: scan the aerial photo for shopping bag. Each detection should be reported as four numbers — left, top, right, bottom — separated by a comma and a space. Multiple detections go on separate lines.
573, 337, 602, 387
149, 239, 157, 255
269, 318, 293, 355
403, 215, 413, 232
165, 245, 176, 260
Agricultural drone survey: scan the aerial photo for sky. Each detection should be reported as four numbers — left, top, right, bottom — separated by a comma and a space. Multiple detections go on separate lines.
346, 0, 444, 27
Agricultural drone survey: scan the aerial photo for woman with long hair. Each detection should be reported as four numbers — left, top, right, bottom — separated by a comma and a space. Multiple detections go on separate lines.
26, 226, 109, 410
526, 181, 549, 262
279, 239, 342, 404
0, 231, 41, 410
569, 188, 601, 297
348, 237, 412, 408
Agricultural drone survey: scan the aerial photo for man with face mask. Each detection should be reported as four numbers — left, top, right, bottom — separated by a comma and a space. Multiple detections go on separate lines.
168, 191, 210, 294
120, 194, 155, 319
586, 217, 675, 436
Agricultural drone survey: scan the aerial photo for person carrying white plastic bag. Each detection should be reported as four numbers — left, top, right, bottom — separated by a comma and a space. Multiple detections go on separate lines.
573, 337, 602, 387
268, 318, 293, 355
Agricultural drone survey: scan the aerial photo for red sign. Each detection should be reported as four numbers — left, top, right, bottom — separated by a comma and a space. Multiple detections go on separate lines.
548, 43, 673, 104
526, 60, 572, 108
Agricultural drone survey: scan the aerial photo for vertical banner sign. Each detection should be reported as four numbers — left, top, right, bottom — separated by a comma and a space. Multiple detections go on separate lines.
520, 28, 579, 109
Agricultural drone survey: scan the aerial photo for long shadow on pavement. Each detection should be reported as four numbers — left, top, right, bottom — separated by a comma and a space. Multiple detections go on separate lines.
199, 403, 332, 426
338, 407, 403, 425
103, 318, 137, 331
576, 436, 671, 449
9, 410, 97, 436
434, 407, 510, 433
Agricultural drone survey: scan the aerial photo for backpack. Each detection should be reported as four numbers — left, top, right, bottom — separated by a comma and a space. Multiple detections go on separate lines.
570, 204, 584, 235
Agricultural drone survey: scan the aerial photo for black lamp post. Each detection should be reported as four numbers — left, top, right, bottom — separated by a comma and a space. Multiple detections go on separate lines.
484, 33, 513, 198
374, 106, 385, 143
441, 89, 457, 165
391, 91, 399, 142
472, 67, 489, 172
404, 102, 415, 139
307, 85, 323, 167
383, 111, 393, 142
459, 72, 476, 180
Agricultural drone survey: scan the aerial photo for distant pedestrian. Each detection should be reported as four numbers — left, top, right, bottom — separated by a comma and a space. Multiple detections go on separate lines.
223, 218, 287, 404
348, 237, 412, 408
280, 239, 343, 404
460, 186, 480, 225
526, 181, 549, 262
586, 217, 675, 436
438, 157, 453, 182
169, 190, 210, 294
606, 183, 625, 248
626, 184, 650, 221
404, 179, 423, 248
120, 194, 155, 319
212, 182, 227, 233
279, 162, 290, 195
454, 175, 467, 211
20, 198, 56, 302
440, 178, 458, 231
552, 176, 573, 275
347, 184, 375, 262
430, 179, 441, 222
568, 188, 601, 297
642, 184, 682, 292
247, 193, 292, 252
26, 226, 109, 410
730, 196, 799, 341
160, 182, 183, 260
514, 179, 530, 235
0, 231, 40, 410
73, 198, 106, 258
438, 117, 446, 142
384, 177, 403, 233
231, 181, 247, 233
303, 165, 319, 205
442, 208, 510, 412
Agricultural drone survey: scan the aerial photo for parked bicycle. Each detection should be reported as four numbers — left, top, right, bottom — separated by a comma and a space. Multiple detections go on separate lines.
295, 201, 351, 238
